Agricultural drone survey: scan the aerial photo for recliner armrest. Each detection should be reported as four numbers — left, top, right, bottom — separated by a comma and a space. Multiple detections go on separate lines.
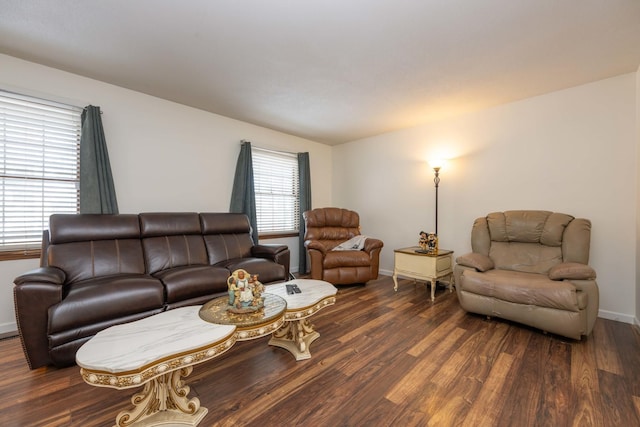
456, 253, 494, 272
548, 262, 596, 280
305, 240, 328, 255
363, 237, 384, 253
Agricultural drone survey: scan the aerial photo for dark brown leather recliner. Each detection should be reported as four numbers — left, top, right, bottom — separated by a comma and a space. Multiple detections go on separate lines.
303, 207, 383, 285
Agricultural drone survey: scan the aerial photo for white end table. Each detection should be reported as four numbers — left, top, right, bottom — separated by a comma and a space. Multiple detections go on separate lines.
76, 306, 236, 427
393, 247, 454, 301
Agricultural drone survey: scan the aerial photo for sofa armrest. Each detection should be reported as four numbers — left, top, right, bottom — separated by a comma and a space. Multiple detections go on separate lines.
252, 243, 288, 258
252, 244, 290, 280
13, 266, 66, 369
456, 253, 494, 272
548, 262, 596, 280
14, 266, 66, 286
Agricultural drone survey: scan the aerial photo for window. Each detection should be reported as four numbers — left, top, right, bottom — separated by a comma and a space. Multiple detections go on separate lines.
0, 90, 82, 259
252, 147, 299, 236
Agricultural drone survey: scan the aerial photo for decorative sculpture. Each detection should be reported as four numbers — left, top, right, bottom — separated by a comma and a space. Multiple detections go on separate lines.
227, 269, 265, 313
418, 230, 428, 251
416, 230, 438, 255
426, 232, 438, 254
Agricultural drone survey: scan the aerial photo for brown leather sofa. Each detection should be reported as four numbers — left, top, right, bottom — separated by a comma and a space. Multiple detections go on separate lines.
454, 210, 598, 340
13, 212, 290, 369
303, 207, 383, 285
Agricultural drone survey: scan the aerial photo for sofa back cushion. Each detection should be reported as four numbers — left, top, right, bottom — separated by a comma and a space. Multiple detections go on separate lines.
303, 208, 360, 249
474, 210, 575, 274
200, 213, 254, 264
140, 213, 208, 274
47, 214, 145, 284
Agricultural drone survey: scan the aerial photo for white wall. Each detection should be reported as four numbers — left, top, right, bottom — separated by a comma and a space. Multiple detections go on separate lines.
0, 54, 333, 335
636, 64, 640, 328
334, 73, 638, 323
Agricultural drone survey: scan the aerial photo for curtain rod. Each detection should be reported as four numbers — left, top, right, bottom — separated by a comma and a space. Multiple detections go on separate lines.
83, 106, 104, 114
241, 140, 296, 156
1, 88, 84, 112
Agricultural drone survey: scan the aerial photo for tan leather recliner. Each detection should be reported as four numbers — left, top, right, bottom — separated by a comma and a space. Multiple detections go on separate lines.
303, 207, 383, 285
454, 210, 598, 339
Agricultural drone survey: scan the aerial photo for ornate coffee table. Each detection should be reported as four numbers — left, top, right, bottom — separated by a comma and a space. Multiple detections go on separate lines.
76, 306, 236, 427
76, 281, 336, 426
265, 279, 338, 360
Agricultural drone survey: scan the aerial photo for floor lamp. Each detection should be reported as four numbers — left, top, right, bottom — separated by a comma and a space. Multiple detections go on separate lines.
433, 165, 440, 235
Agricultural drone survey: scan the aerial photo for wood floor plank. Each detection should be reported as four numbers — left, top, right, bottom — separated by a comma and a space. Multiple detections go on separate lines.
569, 336, 605, 427
407, 308, 466, 357
633, 395, 640, 422
535, 340, 572, 427
608, 317, 640, 397
463, 352, 515, 427
385, 327, 467, 404
598, 369, 640, 426
1, 275, 639, 427
592, 318, 624, 375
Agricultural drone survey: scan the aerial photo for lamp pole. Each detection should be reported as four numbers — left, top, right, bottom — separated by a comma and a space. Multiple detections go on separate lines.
433, 166, 440, 235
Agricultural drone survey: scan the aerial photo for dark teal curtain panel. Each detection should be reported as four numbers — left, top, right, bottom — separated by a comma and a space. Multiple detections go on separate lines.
79, 105, 119, 214
298, 152, 311, 274
230, 140, 258, 244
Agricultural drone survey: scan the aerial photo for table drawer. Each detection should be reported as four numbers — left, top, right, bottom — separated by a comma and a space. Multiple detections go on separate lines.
395, 252, 452, 277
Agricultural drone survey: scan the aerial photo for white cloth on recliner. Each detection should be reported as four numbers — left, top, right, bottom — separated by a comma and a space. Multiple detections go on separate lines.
332, 235, 368, 251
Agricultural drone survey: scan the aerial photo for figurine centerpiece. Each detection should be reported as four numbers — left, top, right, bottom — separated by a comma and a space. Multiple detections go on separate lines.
426, 232, 438, 254
227, 269, 265, 314
418, 231, 429, 251
417, 230, 438, 255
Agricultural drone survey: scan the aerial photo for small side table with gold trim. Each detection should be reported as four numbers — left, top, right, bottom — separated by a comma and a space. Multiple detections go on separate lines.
392, 247, 454, 301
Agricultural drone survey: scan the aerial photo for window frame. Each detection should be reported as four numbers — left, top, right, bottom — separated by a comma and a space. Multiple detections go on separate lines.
0, 90, 82, 261
252, 146, 300, 239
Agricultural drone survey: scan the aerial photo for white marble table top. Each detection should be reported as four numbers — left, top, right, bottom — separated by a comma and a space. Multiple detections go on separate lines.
76, 306, 236, 374
266, 279, 337, 311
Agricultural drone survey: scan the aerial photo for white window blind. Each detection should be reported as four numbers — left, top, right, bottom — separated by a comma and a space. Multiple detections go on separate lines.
253, 147, 299, 235
0, 90, 82, 253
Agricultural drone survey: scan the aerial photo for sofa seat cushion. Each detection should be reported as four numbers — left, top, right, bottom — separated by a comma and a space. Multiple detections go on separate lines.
460, 269, 583, 312
49, 274, 164, 334
49, 308, 163, 350
215, 258, 285, 284
153, 265, 230, 303
323, 250, 371, 269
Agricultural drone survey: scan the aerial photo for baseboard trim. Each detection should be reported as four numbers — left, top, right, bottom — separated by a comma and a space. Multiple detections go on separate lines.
597, 309, 635, 325
0, 321, 17, 339
379, 268, 393, 277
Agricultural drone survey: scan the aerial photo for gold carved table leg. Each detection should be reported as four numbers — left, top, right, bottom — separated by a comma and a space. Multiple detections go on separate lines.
269, 318, 319, 361
114, 366, 207, 427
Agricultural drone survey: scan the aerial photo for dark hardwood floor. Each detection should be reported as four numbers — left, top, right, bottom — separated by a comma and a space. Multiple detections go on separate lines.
1, 275, 640, 427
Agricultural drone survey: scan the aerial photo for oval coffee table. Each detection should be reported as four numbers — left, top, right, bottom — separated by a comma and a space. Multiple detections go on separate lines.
76, 306, 237, 427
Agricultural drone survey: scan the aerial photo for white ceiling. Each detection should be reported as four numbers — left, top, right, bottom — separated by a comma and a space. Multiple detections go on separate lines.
1, 1, 639, 145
